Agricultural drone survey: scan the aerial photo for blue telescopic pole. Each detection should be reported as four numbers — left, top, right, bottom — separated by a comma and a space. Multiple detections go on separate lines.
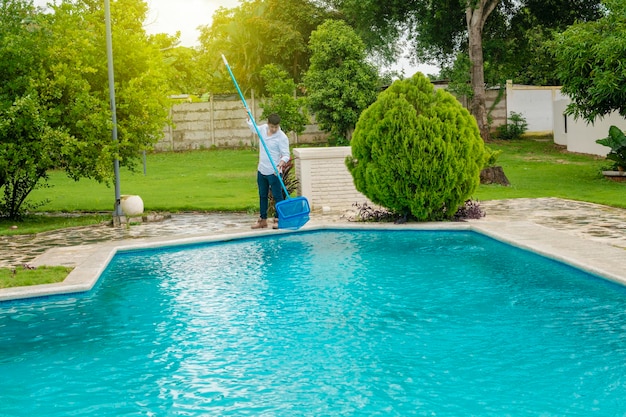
221, 54, 290, 198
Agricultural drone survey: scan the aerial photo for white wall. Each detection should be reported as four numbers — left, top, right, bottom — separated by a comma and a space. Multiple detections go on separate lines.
553, 99, 568, 146
570, 113, 626, 156
507, 81, 626, 157
552, 99, 626, 156
506, 81, 563, 134
293, 147, 374, 212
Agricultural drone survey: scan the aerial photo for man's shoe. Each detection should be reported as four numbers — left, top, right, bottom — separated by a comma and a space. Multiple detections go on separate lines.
251, 218, 268, 229
272, 218, 279, 229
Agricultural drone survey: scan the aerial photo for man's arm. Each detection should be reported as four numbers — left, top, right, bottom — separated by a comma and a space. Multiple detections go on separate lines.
278, 133, 290, 168
246, 117, 256, 134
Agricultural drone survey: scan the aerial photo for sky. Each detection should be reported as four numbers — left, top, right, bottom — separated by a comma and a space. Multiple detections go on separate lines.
33, 0, 437, 76
143, 0, 239, 47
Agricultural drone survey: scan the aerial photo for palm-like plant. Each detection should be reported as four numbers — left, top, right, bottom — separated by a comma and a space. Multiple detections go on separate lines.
268, 159, 298, 216
596, 125, 626, 171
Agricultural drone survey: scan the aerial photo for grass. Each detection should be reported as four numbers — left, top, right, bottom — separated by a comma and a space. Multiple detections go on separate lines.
0, 265, 73, 289
0, 148, 260, 236
26, 149, 260, 212
475, 138, 625, 207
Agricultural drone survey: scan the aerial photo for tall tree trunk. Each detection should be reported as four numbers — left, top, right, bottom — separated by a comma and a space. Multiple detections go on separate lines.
465, 0, 499, 141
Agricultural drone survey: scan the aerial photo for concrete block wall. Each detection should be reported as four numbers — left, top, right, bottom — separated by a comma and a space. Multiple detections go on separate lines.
486, 89, 507, 129
156, 95, 259, 151
155, 94, 328, 151
433, 82, 507, 130
293, 147, 374, 212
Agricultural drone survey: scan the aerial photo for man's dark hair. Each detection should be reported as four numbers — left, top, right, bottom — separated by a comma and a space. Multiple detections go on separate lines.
268, 113, 281, 125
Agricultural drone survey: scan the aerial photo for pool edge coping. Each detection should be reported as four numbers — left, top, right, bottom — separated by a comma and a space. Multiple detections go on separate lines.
1, 220, 624, 302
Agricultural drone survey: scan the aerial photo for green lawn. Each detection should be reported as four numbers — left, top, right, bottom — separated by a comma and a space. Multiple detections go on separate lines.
475, 139, 625, 207
26, 149, 260, 212
1, 139, 624, 237
0, 266, 73, 289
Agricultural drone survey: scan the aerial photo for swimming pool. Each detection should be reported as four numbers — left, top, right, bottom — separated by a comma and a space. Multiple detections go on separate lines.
2, 229, 626, 416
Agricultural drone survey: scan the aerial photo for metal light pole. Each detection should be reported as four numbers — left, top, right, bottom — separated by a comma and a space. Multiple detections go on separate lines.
104, 0, 123, 222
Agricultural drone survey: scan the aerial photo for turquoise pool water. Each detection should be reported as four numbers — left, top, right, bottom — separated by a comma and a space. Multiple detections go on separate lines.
2, 230, 626, 416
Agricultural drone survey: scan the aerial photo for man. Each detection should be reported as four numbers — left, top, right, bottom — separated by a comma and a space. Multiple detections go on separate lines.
247, 113, 290, 229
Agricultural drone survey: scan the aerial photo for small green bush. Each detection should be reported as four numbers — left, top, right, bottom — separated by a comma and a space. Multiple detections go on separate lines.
596, 125, 626, 170
346, 73, 485, 221
496, 111, 528, 140
483, 146, 502, 167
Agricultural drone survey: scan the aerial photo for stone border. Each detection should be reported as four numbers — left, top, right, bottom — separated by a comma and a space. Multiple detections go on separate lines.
602, 170, 626, 182
1, 220, 625, 302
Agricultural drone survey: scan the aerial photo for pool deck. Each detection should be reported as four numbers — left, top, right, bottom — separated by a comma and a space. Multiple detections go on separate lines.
1, 197, 625, 302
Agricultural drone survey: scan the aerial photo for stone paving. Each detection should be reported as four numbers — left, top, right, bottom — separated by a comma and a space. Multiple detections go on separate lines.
1, 197, 625, 269
478, 198, 626, 249
0, 212, 260, 268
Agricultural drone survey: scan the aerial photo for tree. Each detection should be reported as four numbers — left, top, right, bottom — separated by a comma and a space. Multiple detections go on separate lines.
346, 73, 485, 221
303, 19, 379, 142
198, 0, 329, 94
325, 0, 497, 139
475, 0, 602, 87
0, 0, 71, 218
553, 0, 626, 122
465, 0, 499, 139
259, 64, 308, 136
149, 33, 206, 96
0, 0, 171, 219
35, 0, 171, 179
524, 0, 603, 27
0, 96, 71, 219
325, 0, 603, 139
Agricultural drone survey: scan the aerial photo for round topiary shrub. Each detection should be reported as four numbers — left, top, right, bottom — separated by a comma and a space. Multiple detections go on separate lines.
346, 73, 485, 221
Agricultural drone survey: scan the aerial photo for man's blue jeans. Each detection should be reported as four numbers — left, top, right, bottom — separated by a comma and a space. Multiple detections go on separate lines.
257, 171, 284, 219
